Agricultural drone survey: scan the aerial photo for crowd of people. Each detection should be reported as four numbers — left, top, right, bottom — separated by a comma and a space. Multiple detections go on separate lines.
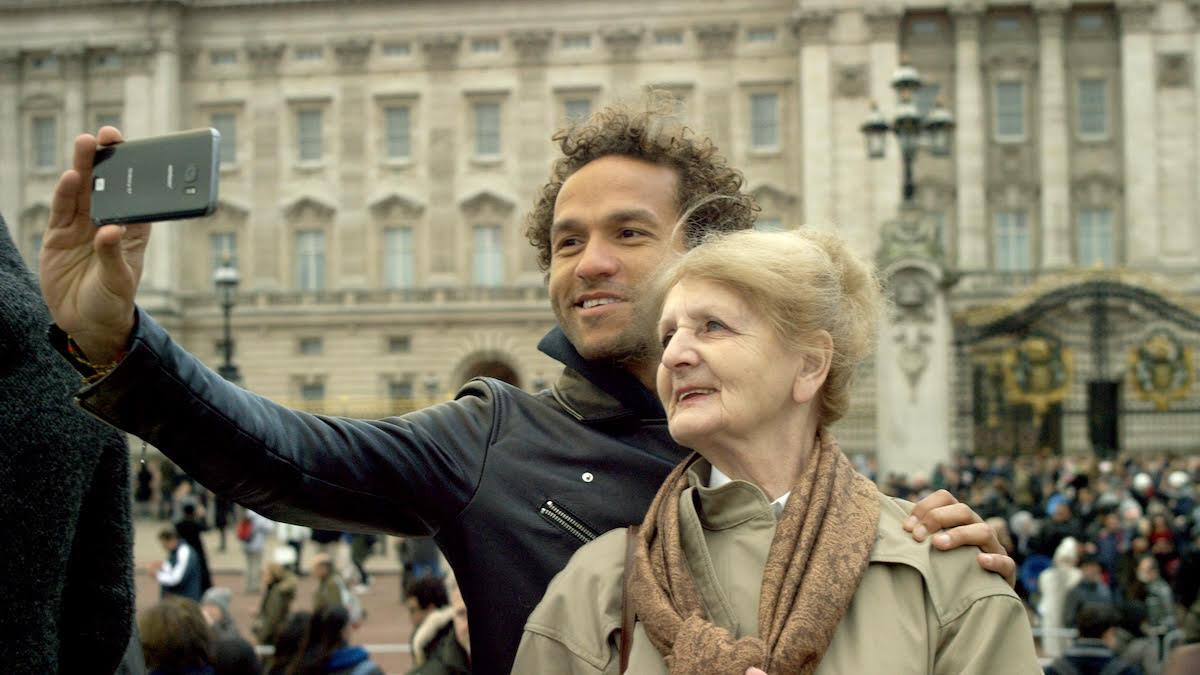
874, 451, 1200, 674
139, 465, 471, 674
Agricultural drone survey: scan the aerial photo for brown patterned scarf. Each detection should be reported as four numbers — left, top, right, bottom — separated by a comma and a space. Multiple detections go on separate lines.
627, 430, 881, 674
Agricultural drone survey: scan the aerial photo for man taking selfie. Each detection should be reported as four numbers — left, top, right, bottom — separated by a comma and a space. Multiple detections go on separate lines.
39, 104, 1015, 674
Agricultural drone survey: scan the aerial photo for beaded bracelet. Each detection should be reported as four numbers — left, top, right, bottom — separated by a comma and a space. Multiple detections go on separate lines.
65, 336, 126, 384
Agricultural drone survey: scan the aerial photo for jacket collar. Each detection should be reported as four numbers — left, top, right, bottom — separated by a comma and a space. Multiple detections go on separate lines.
538, 326, 665, 423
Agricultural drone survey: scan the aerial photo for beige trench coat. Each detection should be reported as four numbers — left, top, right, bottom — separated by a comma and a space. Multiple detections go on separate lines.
514, 463, 1040, 674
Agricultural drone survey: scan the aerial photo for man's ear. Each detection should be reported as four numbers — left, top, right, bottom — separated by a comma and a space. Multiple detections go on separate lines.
793, 331, 833, 405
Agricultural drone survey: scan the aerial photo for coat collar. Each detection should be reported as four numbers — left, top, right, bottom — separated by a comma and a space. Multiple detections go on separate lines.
537, 326, 665, 423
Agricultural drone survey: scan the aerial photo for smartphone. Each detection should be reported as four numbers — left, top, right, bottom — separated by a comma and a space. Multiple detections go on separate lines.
91, 128, 221, 226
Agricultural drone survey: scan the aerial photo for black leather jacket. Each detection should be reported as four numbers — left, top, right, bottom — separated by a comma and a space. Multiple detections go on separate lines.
59, 309, 687, 675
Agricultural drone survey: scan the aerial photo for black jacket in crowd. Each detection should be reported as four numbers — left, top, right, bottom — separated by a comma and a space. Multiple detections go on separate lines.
56, 308, 687, 675
1, 216, 134, 674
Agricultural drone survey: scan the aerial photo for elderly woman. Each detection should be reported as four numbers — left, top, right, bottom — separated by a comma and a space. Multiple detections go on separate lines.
513, 230, 1039, 674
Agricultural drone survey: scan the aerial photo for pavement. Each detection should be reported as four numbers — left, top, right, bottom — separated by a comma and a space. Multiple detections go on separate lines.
133, 515, 417, 673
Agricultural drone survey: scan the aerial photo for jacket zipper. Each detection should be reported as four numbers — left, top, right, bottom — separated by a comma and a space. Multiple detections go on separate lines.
539, 500, 599, 544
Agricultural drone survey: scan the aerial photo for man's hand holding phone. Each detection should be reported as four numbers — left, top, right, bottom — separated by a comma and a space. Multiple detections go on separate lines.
39, 127, 147, 366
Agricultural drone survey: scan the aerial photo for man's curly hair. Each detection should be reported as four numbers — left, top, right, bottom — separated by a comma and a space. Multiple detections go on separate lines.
525, 97, 758, 272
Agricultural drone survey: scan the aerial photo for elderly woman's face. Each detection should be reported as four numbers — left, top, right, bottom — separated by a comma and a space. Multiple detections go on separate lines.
655, 278, 800, 449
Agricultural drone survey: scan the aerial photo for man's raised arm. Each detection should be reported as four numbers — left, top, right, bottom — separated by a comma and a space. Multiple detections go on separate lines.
40, 128, 489, 536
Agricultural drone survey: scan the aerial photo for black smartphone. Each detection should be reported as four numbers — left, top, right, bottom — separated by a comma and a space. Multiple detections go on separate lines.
91, 128, 221, 226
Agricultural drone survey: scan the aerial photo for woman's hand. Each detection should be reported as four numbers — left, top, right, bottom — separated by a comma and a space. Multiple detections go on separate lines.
904, 489, 1016, 588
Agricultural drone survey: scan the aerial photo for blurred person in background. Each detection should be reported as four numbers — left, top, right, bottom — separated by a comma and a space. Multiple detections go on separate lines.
1064, 555, 1114, 630
215, 495, 234, 553
1041, 537, 1084, 658
1044, 602, 1142, 675
409, 575, 470, 675
397, 536, 443, 594
241, 510, 275, 595
175, 501, 214, 594
404, 577, 453, 669
312, 553, 345, 613
253, 547, 299, 646
200, 587, 261, 675
158, 459, 179, 521
136, 460, 155, 519
277, 523, 311, 577
265, 612, 310, 675
349, 533, 376, 592
1133, 556, 1175, 636
153, 527, 204, 602
288, 605, 383, 675
138, 596, 215, 675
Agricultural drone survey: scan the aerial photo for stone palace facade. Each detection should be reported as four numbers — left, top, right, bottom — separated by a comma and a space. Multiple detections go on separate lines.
3, 0, 1199, 476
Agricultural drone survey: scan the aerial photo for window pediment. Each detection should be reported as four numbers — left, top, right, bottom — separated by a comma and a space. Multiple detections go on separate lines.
370, 192, 426, 220
459, 189, 515, 218
748, 182, 797, 209
1071, 173, 1122, 205
281, 195, 336, 222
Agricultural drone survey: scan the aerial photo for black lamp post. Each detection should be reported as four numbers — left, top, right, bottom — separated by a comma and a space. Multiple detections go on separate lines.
214, 255, 241, 383
861, 63, 955, 203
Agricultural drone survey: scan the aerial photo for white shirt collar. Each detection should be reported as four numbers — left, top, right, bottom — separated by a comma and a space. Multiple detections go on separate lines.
708, 464, 791, 518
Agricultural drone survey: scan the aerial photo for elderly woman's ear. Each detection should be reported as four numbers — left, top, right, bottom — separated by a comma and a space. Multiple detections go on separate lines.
791, 330, 833, 405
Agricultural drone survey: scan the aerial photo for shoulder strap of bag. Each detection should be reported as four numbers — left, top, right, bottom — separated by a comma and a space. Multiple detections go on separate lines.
619, 525, 640, 674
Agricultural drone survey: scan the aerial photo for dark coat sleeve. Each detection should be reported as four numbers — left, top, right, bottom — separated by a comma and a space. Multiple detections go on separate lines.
68, 308, 493, 537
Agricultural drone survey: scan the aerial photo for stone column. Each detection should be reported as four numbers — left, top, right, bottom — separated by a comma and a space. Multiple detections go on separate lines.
334, 36, 373, 289
875, 205, 953, 479
1036, 0, 1072, 269
0, 50, 21, 236
865, 5, 903, 254
118, 41, 156, 138
695, 23, 737, 154
57, 46, 87, 163
951, 1, 988, 270
602, 27, 643, 101
794, 7, 835, 228
1118, 0, 1160, 265
245, 40, 287, 290
421, 34, 462, 284
510, 29, 553, 282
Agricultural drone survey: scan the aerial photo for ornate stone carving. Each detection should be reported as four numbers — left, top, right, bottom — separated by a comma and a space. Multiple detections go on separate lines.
877, 204, 944, 269
421, 33, 462, 70
53, 45, 86, 77
864, 3, 902, 43
369, 192, 426, 220
1158, 52, 1191, 89
117, 40, 157, 74
695, 22, 736, 58
947, 0, 987, 17
836, 63, 868, 98
1127, 328, 1194, 411
1071, 173, 1123, 203
459, 189, 515, 217
1002, 333, 1073, 426
0, 49, 20, 84
245, 40, 286, 76
602, 26, 643, 62
282, 195, 337, 221
1031, 0, 1071, 14
333, 37, 373, 73
791, 7, 834, 44
885, 267, 938, 401
748, 182, 797, 208
509, 29, 553, 66
1116, 0, 1156, 33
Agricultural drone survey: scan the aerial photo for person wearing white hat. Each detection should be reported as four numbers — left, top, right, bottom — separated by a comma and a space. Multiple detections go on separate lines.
252, 546, 299, 646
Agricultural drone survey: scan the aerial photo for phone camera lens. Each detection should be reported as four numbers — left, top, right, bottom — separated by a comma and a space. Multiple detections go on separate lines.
184, 164, 198, 183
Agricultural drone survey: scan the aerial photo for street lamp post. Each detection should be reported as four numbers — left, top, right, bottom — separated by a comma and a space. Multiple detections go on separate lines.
861, 63, 955, 203
214, 256, 241, 384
